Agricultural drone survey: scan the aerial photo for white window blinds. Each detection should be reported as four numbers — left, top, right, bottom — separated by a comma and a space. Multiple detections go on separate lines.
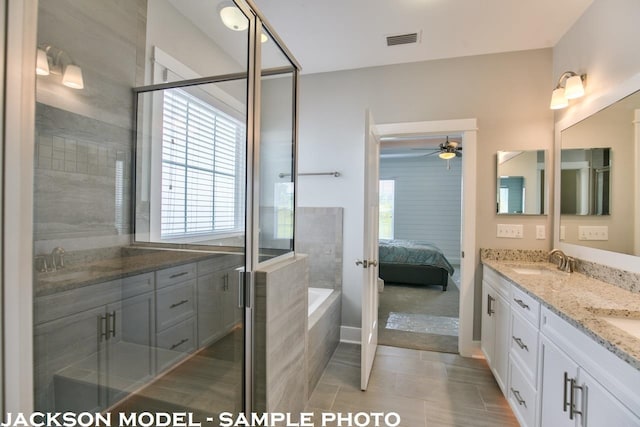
161, 88, 245, 238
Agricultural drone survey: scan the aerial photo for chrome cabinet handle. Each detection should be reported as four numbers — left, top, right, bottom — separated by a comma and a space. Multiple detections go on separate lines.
98, 311, 116, 340
169, 271, 189, 279
563, 372, 571, 413
569, 378, 584, 420
170, 338, 189, 350
510, 388, 527, 408
170, 299, 189, 309
512, 336, 529, 352
514, 298, 530, 310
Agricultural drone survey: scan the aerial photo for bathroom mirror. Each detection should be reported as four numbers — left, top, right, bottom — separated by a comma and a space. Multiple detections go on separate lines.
496, 150, 547, 215
557, 87, 640, 258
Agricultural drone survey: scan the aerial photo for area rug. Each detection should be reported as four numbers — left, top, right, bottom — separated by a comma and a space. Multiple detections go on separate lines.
378, 275, 460, 353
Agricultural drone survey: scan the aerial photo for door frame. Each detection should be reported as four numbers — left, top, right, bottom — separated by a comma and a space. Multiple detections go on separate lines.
375, 118, 479, 357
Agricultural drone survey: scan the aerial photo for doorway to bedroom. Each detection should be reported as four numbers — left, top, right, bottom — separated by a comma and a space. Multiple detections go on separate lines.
377, 133, 462, 354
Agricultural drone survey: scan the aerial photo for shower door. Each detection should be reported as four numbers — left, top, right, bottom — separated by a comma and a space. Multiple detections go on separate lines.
32, 0, 298, 419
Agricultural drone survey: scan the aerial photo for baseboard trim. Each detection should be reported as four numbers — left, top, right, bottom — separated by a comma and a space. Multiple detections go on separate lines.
340, 326, 361, 344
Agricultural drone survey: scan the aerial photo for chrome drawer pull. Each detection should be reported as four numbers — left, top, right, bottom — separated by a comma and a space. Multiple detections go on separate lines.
170, 299, 189, 309
510, 388, 527, 408
170, 338, 189, 350
512, 336, 529, 351
169, 271, 189, 279
514, 298, 530, 310
569, 378, 583, 420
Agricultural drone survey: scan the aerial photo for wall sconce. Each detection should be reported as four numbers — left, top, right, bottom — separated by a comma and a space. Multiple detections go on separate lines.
36, 45, 84, 90
550, 71, 586, 110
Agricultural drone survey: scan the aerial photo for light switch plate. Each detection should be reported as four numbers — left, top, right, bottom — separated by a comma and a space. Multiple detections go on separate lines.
536, 225, 545, 240
560, 226, 566, 241
578, 226, 609, 241
497, 224, 524, 239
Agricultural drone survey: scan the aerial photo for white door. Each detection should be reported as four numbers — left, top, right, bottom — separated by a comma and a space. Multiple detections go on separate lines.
360, 110, 380, 390
539, 335, 579, 427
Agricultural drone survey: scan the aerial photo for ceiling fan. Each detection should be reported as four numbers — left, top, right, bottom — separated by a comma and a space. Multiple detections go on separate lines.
412, 136, 463, 159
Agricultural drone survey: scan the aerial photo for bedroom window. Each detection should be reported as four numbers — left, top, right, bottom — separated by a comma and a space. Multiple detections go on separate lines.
379, 179, 395, 240
161, 88, 245, 238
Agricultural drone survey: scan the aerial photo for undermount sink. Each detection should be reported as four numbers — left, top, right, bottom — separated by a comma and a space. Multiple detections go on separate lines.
600, 316, 640, 340
38, 270, 88, 282
512, 266, 546, 275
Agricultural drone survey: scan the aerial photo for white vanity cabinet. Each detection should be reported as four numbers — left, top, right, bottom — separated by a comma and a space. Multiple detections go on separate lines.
481, 267, 511, 393
538, 306, 640, 427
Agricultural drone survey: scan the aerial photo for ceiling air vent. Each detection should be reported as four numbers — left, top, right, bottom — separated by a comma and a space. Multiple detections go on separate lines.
386, 32, 419, 47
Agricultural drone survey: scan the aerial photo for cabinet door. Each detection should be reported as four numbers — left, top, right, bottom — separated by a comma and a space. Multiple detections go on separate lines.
576, 369, 640, 427
105, 291, 155, 406
197, 271, 225, 347
34, 306, 106, 412
481, 280, 496, 367
493, 291, 510, 393
539, 335, 579, 427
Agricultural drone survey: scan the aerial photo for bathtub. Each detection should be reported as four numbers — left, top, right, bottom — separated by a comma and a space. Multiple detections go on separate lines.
308, 287, 333, 317
307, 287, 341, 396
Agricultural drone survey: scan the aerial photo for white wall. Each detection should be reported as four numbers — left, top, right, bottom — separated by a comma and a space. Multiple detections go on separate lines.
380, 155, 462, 264
553, 0, 640, 123
298, 48, 554, 329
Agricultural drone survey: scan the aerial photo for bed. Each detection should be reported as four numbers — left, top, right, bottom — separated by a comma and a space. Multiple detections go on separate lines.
378, 240, 455, 291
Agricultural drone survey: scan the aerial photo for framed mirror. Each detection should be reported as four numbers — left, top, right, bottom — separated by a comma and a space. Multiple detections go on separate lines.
496, 150, 547, 215
554, 73, 640, 273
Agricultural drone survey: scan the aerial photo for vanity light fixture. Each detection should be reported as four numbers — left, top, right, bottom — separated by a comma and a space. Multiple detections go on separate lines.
36, 44, 84, 90
550, 71, 587, 110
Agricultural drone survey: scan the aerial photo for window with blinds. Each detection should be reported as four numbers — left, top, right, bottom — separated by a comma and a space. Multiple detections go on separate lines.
161, 88, 245, 238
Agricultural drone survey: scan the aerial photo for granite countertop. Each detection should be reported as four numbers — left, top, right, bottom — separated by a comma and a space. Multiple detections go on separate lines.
482, 258, 640, 371
35, 248, 241, 297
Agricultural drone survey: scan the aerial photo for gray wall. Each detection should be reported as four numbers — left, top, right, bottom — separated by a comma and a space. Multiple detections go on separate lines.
34, 0, 146, 255
297, 48, 554, 330
296, 207, 343, 290
380, 155, 462, 264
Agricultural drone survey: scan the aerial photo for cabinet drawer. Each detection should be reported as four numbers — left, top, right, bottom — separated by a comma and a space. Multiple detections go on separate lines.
156, 318, 196, 371
510, 311, 539, 386
156, 280, 196, 331
511, 286, 540, 327
508, 361, 537, 427
483, 266, 510, 299
122, 272, 155, 299
156, 263, 196, 289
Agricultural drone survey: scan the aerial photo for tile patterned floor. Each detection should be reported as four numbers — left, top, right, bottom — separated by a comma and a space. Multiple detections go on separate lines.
307, 343, 519, 427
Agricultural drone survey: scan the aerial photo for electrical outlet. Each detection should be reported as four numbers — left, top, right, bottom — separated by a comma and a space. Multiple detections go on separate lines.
536, 225, 546, 240
560, 226, 566, 241
578, 226, 609, 241
497, 224, 524, 239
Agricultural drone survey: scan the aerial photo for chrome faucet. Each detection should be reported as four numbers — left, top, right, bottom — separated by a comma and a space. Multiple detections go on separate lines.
51, 247, 66, 270
548, 249, 574, 273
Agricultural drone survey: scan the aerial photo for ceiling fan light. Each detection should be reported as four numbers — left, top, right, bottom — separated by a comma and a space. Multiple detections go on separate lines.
439, 151, 456, 160
220, 4, 249, 31
550, 87, 568, 110
564, 75, 585, 99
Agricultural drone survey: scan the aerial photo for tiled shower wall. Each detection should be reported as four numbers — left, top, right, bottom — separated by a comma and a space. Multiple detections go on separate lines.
296, 207, 343, 290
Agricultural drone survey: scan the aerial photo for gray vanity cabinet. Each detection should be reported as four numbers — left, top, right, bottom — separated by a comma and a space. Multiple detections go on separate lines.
34, 272, 155, 412
196, 258, 243, 347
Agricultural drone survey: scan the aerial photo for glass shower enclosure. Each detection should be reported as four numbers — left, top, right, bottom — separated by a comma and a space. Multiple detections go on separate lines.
32, 0, 298, 419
